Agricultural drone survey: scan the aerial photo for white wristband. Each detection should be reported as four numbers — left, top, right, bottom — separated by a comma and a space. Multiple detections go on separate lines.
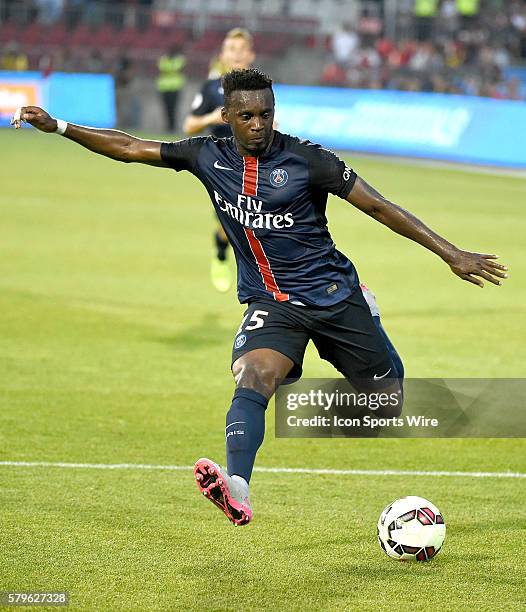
55, 119, 68, 135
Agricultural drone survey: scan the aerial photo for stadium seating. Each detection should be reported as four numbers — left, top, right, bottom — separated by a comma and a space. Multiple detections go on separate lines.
0, 14, 309, 77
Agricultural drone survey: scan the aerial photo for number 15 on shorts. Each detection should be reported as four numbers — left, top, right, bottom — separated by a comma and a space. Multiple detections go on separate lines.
236, 310, 269, 335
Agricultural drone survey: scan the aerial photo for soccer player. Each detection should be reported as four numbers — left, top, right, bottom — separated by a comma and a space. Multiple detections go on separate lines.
182, 29, 400, 364
12, 69, 507, 527
183, 28, 255, 293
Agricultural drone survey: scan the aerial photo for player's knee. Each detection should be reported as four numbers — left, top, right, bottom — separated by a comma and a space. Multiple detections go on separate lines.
373, 383, 404, 418
233, 359, 277, 399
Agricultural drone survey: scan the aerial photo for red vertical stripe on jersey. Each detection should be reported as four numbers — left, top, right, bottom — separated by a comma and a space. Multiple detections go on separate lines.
242, 156, 258, 196
244, 228, 289, 302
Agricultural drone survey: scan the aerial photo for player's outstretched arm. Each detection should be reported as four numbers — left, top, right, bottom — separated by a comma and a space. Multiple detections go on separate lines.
347, 176, 508, 288
11, 106, 166, 166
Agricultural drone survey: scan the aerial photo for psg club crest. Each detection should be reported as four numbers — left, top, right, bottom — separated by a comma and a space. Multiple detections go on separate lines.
270, 168, 288, 188
234, 334, 247, 349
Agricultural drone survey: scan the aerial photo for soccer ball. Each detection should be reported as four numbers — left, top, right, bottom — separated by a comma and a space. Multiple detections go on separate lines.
377, 496, 446, 561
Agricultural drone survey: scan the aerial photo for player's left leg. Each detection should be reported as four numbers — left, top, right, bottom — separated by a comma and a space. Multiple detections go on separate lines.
360, 283, 404, 379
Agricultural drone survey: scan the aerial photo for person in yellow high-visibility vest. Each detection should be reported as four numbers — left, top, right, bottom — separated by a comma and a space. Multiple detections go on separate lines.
456, 0, 479, 16
456, 0, 480, 28
414, 0, 439, 41
157, 46, 186, 132
0, 42, 28, 71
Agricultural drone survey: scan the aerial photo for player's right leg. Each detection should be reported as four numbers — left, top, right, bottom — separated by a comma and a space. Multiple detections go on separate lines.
194, 348, 293, 525
195, 299, 309, 525
194, 458, 252, 526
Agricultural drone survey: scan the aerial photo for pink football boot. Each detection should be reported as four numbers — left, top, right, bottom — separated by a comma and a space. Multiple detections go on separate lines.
194, 458, 252, 526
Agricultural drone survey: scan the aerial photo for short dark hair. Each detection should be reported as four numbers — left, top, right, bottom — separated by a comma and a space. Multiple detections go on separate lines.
222, 68, 274, 107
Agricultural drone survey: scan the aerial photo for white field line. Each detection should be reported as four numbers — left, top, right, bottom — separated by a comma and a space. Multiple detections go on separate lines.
0, 461, 524, 479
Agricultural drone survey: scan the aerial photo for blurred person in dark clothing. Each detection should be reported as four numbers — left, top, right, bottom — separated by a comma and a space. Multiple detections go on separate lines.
115, 55, 139, 129
183, 28, 255, 293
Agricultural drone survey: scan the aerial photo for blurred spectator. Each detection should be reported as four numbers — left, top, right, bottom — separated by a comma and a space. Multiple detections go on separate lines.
444, 40, 464, 69
115, 55, 141, 129
331, 24, 359, 65
60, 49, 77, 73
0, 0, 523, 104
456, 0, 480, 29
359, 45, 382, 70
414, 0, 439, 41
39, 53, 54, 78
137, 0, 154, 30
506, 77, 525, 100
358, 7, 383, 38
440, 0, 459, 35
65, 0, 84, 29
35, 0, 65, 25
428, 73, 448, 93
320, 62, 347, 86
1, 43, 28, 71
321, 0, 525, 100
82, 0, 105, 27
85, 50, 104, 74
409, 42, 443, 72
510, 2, 526, 58
156, 46, 187, 132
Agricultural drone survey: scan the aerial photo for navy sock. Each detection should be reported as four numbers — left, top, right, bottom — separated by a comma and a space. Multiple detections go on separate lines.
215, 231, 229, 261
373, 315, 405, 380
226, 388, 268, 483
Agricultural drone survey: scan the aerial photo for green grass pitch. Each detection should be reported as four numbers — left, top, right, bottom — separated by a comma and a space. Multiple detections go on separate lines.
1, 129, 525, 611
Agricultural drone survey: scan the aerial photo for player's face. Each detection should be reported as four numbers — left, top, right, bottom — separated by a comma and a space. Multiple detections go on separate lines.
222, 89, 275, 156
220, 37, 255, 70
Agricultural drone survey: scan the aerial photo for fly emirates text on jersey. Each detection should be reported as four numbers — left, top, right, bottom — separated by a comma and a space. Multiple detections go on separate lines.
214, 191, 294, 230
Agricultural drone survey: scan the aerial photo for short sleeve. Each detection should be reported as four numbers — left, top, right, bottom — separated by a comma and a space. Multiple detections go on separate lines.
160, 137, 205, 173
190, 81, 216, 117
308, 145, 357, 199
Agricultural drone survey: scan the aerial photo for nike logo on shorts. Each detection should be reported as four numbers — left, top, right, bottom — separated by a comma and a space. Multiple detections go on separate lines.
214, 160, 234, 171
373, 368, 392, 380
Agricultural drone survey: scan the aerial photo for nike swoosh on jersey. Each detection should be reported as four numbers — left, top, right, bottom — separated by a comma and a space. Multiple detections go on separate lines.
373, 368, 392, 380
214, 160, 234, 171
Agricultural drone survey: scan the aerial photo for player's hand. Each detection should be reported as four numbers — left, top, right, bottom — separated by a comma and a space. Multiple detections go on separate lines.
206, 107, 224, 126
446, 250, 508, 287
11, 106, 58, 132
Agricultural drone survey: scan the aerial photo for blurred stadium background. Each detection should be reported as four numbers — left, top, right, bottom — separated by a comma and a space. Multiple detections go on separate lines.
1, 0, 526, 140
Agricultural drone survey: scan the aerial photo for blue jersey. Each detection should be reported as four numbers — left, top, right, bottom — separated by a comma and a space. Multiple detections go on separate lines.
189, 78, 231, 138
161, 131, 359, 307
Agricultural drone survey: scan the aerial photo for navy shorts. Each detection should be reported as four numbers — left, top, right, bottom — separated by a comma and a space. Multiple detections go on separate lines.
231, 287, 399, 390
